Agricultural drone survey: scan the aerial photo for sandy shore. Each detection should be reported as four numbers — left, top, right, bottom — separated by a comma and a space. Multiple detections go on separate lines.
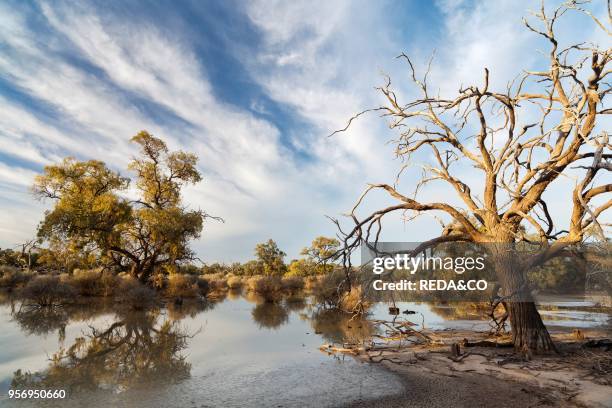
337, 329, 612, 408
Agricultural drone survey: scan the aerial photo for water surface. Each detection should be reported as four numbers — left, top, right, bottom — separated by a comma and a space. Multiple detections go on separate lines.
0, 292, 609, 407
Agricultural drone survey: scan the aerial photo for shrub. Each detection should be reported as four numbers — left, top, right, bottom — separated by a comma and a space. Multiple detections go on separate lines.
62, 269, 119, 297
196, 277, 209, 295
281, 276, 304, 293
242, 260, 264, 276
20, 276, 76, 306
116, 276, 156, 310
70, 269, 102, 296
201, 263, 227, 275
226, 262, 245, 276
247, 276, 281, 302
99, 271, 119, 297
207, 274, 228, 292
0, 265, 32, 288
339, 286, 370, 314
152, 273, 167, 290
304, 275, 321, 292
179, 264, 201, 275
312, 272, 348, 308
166, 274, 199, 298
227, 275, 243, 289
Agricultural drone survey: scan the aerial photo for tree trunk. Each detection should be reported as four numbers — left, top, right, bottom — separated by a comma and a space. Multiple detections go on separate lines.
139, 257, 157, 284
507, 301, 556, 353
130, 262, 141, 280
492, 244, 556, 353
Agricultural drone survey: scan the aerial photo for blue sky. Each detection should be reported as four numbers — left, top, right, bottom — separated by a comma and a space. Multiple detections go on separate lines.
0, 0, 608, 262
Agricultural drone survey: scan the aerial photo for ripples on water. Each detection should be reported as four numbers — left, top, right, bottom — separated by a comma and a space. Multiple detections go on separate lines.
0, 291, 609, 407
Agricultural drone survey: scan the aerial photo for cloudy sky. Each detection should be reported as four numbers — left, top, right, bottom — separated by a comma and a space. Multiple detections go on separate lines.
0, 0, 608, 262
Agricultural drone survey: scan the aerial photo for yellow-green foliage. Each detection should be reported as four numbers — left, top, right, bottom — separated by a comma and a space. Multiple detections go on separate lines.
33, 131, 206, 284
254, 240, 286, 276
300, 236, 339, 264
285, 259, 318, 277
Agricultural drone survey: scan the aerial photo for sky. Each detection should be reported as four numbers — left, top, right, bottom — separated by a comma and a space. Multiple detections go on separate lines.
0, 0, 609, 262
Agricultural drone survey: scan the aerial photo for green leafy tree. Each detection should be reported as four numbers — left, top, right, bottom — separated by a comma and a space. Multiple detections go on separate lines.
300, 236, 340, 273
254, 239, 286, 276
34, 131, 208, 283
286, 258, 317, 277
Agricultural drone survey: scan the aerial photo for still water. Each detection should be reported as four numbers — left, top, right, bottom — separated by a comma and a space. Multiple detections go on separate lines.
0, 291, 609, 407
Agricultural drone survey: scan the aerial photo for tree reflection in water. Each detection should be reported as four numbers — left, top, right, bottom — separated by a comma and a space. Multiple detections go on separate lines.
12, 309, 192, 393
12, 304, 69, 340
167, 298, 218, 320
251, 301, 289, 329
310, 309, 374, 345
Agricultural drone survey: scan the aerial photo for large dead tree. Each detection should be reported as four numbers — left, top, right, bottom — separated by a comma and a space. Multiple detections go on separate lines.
333, 1, 611, 353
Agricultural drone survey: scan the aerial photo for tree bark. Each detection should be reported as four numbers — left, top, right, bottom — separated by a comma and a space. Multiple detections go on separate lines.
507, 301, 556, 352
492, 244, 556, 353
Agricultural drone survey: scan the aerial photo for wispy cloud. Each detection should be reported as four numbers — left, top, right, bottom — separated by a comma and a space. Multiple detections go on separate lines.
0, 0, 607, 258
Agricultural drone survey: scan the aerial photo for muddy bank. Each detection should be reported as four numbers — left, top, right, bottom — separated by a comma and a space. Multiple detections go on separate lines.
341, 362, 551, 408
338, 329, 612, 408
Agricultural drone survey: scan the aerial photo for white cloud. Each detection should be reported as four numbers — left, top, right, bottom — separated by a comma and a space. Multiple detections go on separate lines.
0, 0, 608, 258
0, 0, 369, 259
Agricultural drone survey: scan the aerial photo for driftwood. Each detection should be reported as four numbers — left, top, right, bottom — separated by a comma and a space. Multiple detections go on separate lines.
370, 319, 433, 343
319, 344, 359, 355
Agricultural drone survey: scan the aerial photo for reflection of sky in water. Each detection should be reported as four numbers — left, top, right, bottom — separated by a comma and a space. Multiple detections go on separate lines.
0, 295, 609, 407
369, 296, 611, 332
369, 302, 491, 331
539, 310, 611, 328
0, 307, 118, 392
0, 299, 403, 408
